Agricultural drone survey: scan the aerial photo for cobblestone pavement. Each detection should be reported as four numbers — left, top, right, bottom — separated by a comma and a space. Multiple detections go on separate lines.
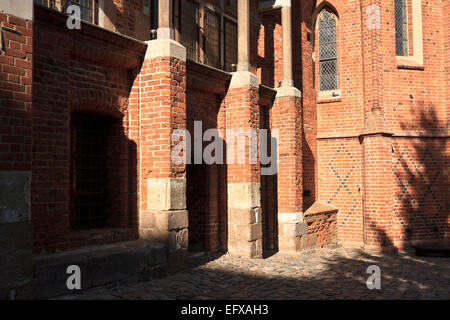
58, 248, 450, 300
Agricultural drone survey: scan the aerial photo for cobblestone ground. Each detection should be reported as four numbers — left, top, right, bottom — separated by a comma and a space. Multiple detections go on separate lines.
58, 248, 450, 300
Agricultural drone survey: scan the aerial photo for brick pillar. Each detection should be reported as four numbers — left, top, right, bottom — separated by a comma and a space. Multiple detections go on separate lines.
361, 135, 394, 250
226, 72, 263, 258
359, 0, 394, 250
137, 39, 188, 269
273, 88, 306, 252
0, 0, 34, 299
271, 1, 306, 252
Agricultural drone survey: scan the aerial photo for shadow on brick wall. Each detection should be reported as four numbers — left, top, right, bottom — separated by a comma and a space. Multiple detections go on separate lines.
396, 102, 449, 245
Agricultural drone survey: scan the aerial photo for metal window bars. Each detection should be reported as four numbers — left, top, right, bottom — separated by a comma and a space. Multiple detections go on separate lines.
71, 113, 110, 230
203, 9, 221, 69
395, 0, 409, 56
318, 9, 338, 91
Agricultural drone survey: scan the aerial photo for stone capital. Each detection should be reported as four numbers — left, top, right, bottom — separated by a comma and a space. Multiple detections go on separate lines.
145, 39, 186, 62
229, 71, 259, 89
276, 86, 302, 98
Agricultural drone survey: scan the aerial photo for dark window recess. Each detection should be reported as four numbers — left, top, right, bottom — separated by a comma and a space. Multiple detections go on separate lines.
224, 18, 238, 72
181, 0, 199, 61
203, 9, 221, 69
150, 0, 159, 32
71, 112, 110, 230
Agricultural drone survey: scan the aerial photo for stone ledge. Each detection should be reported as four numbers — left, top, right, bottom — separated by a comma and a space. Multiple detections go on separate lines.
304, 201, 338, 217
0, 0, 33, 21
33, 240, 167, 299
186, 60, 232, 94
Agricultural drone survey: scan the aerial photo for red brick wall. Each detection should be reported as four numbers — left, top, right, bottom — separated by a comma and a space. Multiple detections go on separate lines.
31, 7, 145, 253
258, 11, 282, 88
225, 86, 261, 183
0, 7, 34, 297
391, 138, 448, 245
186, 88, 224, 252
312, 0, 365, 247
309, 0, 448, 249
110, 0, 145, 38
444, 0, 450, 241
270, 95, 302, 214
19, 0, 449, 254
0, 12, 33, 173
300, 0, 318, 207
375, 0, 447, 248
136, 54, 186, 215
317, 139, 363, 247
445, 0, 450, 114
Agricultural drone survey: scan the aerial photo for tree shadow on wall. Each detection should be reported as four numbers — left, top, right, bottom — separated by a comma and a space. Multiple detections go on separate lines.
395, 101, 449, 249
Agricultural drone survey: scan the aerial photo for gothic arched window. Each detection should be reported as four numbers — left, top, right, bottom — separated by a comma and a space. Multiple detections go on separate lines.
318, 9, 338, 92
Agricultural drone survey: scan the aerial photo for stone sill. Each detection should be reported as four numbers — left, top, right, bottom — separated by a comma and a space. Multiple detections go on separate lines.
317, 96, 342, 104
317, 90, 342, 104
57, 228, 139, 253
396, 56, 425, 70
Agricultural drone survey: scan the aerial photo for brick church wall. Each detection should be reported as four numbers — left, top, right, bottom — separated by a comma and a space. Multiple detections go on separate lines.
186, 88, 224, 252
2, 0, 447, 261
379, 1, 448, 248
312, 0, 365, 247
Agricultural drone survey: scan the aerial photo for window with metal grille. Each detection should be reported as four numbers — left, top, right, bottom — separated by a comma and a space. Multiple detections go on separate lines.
181, 0, 199, 61
65, 0, 94, 23
224, 18, 238, 72
34, 0, 58, 9
318, 9, 338, 92
70, 112, 110, 230
395, 0, 409, 56
203, 9, 221, 69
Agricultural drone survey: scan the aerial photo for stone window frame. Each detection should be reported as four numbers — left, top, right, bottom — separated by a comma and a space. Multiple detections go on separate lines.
395, 0, 424, 69
312, 6, 342, 101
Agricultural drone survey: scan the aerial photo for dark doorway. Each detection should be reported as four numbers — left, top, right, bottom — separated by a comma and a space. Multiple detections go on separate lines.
70, 112, 111, 230
187, 163, 210, 252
